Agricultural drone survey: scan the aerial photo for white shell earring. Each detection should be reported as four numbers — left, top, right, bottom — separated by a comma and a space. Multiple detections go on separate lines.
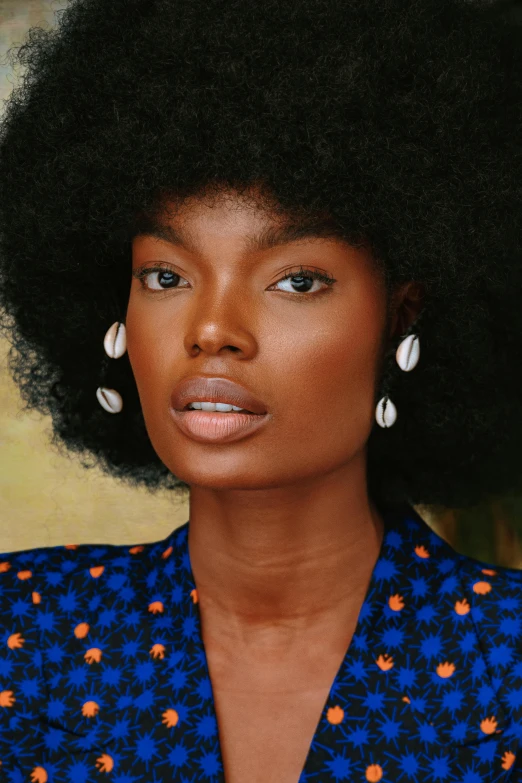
375, 332, 419, 428
96, 386, 123, 414
97, 321, 126, 413
375, 395, 397, 428
103, 321, 127, 359
396, 333, 419, 371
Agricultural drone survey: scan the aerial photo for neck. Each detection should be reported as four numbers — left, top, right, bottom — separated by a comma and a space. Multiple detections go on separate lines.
187, 454, 385, 652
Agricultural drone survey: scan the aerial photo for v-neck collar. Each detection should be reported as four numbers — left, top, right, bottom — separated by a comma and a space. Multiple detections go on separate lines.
10, 502, 520, 782
174, 503, 403, 781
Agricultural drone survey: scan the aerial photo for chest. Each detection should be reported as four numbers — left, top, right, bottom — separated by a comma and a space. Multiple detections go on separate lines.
212, 685, 330, 783
201, 615, 359, 783
205, 638, 347, 783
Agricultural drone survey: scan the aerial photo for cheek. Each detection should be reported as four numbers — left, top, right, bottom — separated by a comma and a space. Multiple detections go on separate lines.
266, 294, 386, 457
278, 299, 384, 407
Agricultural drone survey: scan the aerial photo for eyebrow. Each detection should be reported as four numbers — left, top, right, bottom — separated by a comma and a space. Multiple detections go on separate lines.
132, 216, 346, 254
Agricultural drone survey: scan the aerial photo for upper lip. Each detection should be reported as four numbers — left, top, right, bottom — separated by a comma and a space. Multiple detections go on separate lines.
171, 376, 268, 415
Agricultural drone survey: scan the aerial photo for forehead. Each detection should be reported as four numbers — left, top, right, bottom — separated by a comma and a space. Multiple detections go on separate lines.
132, 189, 360, 255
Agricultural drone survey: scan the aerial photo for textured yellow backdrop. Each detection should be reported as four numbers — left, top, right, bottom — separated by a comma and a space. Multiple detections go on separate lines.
0, 0, 445, 555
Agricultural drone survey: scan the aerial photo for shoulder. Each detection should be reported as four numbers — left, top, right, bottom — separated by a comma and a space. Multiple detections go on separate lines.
405, 505, 522, 647
456, 550, 522, 689
395, 503, 522, 598
0, 526, 187, 708
0, 536, 157, 610
404, 505, 522, 732
0, 526, 189, 616
455, 551, 522, 745
0, 536, 153, 650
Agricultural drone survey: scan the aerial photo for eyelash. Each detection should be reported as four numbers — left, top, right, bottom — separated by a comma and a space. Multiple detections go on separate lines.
132, 263, 337, 297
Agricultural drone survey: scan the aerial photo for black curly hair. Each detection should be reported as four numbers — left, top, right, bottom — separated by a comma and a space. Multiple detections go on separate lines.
1, 0, 522, 512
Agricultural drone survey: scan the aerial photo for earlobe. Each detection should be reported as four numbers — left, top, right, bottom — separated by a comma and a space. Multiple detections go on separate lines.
389, 281, 425, 340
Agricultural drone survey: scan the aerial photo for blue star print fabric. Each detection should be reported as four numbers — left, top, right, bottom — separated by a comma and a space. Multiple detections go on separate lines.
0, 504, 522, 782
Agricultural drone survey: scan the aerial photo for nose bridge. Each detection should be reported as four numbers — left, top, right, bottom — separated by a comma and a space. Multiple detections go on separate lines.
185, 269, 256, 354
195, 266, 249, 320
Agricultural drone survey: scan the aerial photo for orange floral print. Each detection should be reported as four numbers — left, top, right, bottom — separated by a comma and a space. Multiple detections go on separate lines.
190, 588, 198, 604
0, 562, 11, 573
148, 601, 164, 614
162, 546, 173, 559
129, 545, 144, 554
84, 647, 102, 664
74, 622, 90, 638
17, 570, 32, 580
414, 545, 430, 558
162, 708, 180, 728
436, 662, 456, 678
366, 763, 383, 781
150, 643, 166, 659
82, 700, 100, 718
95, 754, 114, 772
0, 691, 15, 708
501, 751, 516, 770
30, 767, 48, 783
64, 544, 78, 550
473, 581, 492, 595
376, 654, 394, 671
388, 594, 404, 611
32, 591, 41, 604
454, 599, 470, 615
482, 568, 497, 576
480, 716, 498, 734
326, 705, 344, 724
89, 565, 105, 578
7, 633, 24, 650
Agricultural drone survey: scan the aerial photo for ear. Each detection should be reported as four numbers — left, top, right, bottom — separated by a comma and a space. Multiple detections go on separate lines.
388, 281, 425, 341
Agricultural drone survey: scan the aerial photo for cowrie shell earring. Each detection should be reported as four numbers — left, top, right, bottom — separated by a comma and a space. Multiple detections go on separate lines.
375, 333, 420, 428
96, 386, 123, 414
395, 333, 420, 372
375, 395, 397, 428
96, 321, 126, 413
103, 321, 127, 359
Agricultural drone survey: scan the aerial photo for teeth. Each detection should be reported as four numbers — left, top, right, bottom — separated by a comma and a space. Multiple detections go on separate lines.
188, 402, 246, 412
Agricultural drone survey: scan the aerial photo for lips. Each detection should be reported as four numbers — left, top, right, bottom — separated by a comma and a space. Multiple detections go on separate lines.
170, 376, 268, 415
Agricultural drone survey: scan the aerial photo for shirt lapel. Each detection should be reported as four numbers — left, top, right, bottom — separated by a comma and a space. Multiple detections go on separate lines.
299, 506, 521, 781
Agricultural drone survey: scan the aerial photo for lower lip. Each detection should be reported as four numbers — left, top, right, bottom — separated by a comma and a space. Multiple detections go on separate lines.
170, 409, 269, 443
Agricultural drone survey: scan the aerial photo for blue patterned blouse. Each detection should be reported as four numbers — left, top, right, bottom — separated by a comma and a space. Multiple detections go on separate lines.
0, 504, 522, 782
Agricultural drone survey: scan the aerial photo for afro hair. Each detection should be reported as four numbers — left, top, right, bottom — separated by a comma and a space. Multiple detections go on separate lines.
1, 0, 522, 511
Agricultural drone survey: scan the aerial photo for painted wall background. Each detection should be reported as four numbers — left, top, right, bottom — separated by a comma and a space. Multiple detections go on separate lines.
1, 0, 521, 565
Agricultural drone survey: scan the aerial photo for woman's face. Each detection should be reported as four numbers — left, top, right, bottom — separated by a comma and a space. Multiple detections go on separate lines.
126, 190, 392, 491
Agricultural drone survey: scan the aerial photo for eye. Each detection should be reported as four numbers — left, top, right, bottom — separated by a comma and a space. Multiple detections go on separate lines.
132, 264, 337, 295
270, 266, 337, 295
132, 265, 187, 291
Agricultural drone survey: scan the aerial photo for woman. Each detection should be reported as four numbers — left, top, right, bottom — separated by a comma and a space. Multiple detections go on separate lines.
1, 0, 522, 779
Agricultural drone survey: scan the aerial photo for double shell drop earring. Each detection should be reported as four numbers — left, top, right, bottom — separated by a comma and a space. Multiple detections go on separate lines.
96, 321, 127, 413
375, 333, 420, 428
